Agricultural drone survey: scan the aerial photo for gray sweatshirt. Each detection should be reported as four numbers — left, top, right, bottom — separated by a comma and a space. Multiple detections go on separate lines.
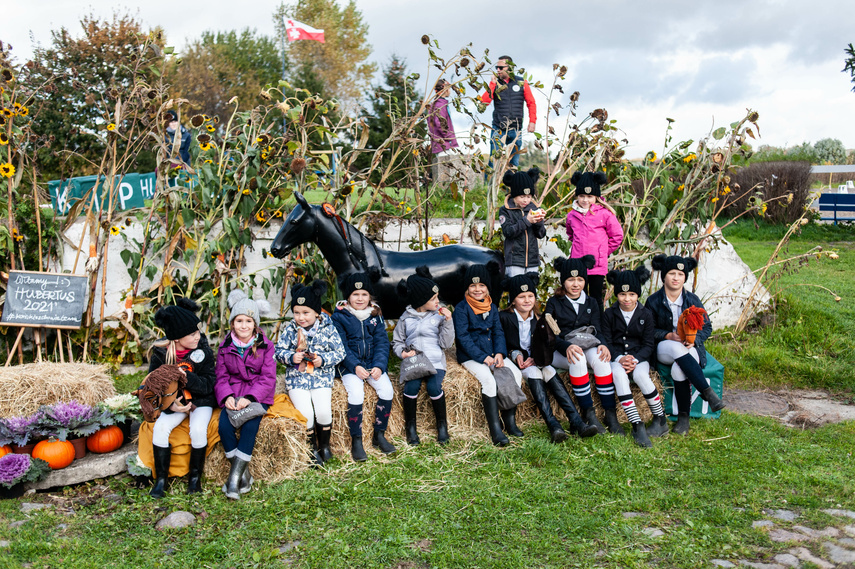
392, 306, 455, 371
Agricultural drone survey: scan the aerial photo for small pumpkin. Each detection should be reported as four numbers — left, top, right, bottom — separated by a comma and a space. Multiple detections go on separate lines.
0, 444, 11, 458
86, 426, 124, 454
33, 440, 75, 469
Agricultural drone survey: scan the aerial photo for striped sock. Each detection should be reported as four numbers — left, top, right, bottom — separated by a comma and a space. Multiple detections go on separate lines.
569, 374, 593, 409
618, 393, 641, 424
594, 373, 616, 409
643, 389, 665, 417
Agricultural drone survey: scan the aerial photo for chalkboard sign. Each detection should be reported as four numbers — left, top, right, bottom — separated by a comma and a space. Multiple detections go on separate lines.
1, 271, 88, 329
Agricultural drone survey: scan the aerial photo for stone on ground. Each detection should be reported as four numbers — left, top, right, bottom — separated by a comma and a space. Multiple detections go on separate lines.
156, 511, 196, 529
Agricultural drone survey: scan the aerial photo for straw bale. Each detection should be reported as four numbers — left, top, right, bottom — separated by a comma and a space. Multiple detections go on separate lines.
205, 416, 310, 484
0, 362, 116, 418
329, 379, 405, 456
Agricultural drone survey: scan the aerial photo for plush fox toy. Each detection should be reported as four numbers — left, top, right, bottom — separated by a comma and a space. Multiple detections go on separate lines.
677, 306, 707, 344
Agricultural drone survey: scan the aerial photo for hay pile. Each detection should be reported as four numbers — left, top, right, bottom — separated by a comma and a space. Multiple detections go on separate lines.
329, 381, 405, 456
205, 416, 310, 484
0, 362, 116, 417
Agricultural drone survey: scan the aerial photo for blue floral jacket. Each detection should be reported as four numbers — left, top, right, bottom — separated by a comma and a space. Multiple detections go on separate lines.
274, 313, 346, 390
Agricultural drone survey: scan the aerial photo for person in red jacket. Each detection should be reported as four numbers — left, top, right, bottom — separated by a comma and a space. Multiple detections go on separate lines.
480, 55, 537, 174
215, 290, 276, 500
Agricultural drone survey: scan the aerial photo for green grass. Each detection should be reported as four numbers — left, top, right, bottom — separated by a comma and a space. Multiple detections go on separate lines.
2, 415, 854, 568
709, 219, 855, 395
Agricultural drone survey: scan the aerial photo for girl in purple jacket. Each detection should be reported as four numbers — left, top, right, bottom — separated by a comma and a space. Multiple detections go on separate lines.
215, 290, 276, 500
565, 171, 624, 310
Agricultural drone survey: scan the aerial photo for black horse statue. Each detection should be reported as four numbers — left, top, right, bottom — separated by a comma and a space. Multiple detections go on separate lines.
270, 191, 504, 318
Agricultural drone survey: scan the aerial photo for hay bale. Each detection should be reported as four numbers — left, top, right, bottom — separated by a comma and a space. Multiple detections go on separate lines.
205, 416, 310, 484
0, 362, 116, 418
329, 379, 405, 457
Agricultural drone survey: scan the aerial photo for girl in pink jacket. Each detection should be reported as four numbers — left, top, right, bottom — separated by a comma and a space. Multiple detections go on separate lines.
565, 171, 624, 311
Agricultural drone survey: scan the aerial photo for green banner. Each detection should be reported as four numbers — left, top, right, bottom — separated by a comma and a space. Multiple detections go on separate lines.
48, 172, 197, 216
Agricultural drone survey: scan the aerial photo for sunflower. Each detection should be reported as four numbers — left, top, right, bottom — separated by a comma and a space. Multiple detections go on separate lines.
240, 188, 250, 195
110, 225, 121, 236
645, 151, 657, 162
272, 210, 283, 218
1, 108, 13, 118
17, 105, 28, 117
1, 69, 12, 82
0, 133, 8, 145
255, 211, 268, 223
682, 153, 697, 163
11, 228, 23, 242
676, 184, 685, 192
106, 123, 116, 132
199, 142, 213, 152
711, 197, 719, 204
212, 288, 219, 297
12, 103, 22, 115
206, 124, 215, 132
0, 163, 15, 178
204, 159, 213, 164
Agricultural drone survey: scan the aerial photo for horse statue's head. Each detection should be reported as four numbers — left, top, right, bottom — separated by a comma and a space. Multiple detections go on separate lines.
270, 191, 317, 258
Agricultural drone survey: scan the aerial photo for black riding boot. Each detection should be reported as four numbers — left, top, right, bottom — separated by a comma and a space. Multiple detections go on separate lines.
186, 446, 207, 494
527, 378, 566, 443
701, 387, 726, 412
307, 428, 324, 467
631, 422, 653, 448
316, 423, 333, 462
584, 408, 607, 434
646, 414, 669, 438
603, 408, 625, 436
350, 436, 367, 462
224, 457, 249, 500
371, 430, 397, 454
149, 445, 171, 499
546, 377, 598, 437
673, 379, 692, 435
501, 406, 525, 437
482, 394, 509, 447
674, 413, 691, 435
431, 394, 450, 445
403, 396, 420, 446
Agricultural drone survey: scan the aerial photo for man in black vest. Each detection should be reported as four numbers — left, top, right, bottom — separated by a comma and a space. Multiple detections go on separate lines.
480, 55, 537, 175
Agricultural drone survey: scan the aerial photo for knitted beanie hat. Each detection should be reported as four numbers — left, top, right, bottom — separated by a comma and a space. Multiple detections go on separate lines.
290, 279, 327, 315
154, 298, 201, 341
503, 166, 541, 199
651, 254, 697, 279
571, 170, 608, 197
502, 271, 539, 305
463, 264, 491, 289
606, 266, 651, 297
397, 266, 439, 309
553, 255, 596, 284
338, 271, 376, 300
227, 289, 271, 327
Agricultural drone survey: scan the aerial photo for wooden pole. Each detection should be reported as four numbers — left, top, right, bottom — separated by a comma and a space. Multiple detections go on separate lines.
5, 328, 24, 367
57, 329, 65, 363
34, 328, 42, 363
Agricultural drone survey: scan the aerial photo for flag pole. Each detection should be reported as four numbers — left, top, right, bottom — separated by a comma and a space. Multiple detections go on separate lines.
280, 17, 287, 133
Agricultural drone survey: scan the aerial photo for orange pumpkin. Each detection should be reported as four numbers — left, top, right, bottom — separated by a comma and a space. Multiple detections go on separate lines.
86, 426, 124, 454
33, 440, 75, 469
0, 444, 11, 458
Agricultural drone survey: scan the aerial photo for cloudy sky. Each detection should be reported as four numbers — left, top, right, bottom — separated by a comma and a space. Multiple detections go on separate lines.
5, 0, 854, 158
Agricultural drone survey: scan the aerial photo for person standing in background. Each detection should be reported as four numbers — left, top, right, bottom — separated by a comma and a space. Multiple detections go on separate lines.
427, 79, 459, 181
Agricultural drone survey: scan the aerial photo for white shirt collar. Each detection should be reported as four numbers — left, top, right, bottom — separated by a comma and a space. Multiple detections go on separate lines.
514, 309, 533, 323
566, 291, 587, 305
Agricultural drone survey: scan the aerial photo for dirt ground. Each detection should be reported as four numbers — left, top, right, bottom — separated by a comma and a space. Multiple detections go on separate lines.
726, 387, 855, 428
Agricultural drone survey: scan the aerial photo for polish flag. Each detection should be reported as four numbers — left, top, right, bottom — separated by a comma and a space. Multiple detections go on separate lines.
284, 19, 325, 43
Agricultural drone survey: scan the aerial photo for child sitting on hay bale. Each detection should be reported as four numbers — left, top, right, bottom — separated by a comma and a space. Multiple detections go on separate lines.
392, 266, 455, 446
499, 272, 597, 443
215, 290, 276, 499
332, 271, 396, 462
545, 256, 621, 436
453, 263, 523, 447
646, 254, 725, 435
602, 266, 667, 448
148, 298, 217, 498
275, 280, 346, 467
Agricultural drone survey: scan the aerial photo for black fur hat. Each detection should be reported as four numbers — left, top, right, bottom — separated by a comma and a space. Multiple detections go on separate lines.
397, 266, 439, 309
651, 254, 697, 279
503, 166, 541, 199
571, 170, 608, 197
338, 268, 379, 300
154, 298, 202, 341
606, 266, 651, 297
502, 272, 540, 306
553, 255, 596, 284
291, 279, 328, 315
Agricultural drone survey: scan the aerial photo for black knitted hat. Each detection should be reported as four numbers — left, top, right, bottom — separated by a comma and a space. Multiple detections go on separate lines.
503, 166, 541, 199
338, 270, 377, 300
397, 266, 439, 309
571, 170, 608, 197
606, 266, 651, 297
651, 254, 697, 279
502, 272, 540, 305
154, 298, 202, 341
291, 279, 327, 315
553, 255, 595, 284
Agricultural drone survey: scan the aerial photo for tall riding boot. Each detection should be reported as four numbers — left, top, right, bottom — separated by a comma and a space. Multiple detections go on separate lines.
186, 446, 207, 494
430, 394, 450, 445
674, 413, 691, 435
402, 396, 420, 446
631, 422, 653, 448
316, 423, 333, 462
149, 445, 171, 499
584, 408, 607, 434
372, 399, 396, 453
646, 414, 669, 438
224, 457, 249, 500
482, 394, 509, 447
673, 379, 692, 435
307, 428, 324, 467
700, 387, 726, 412
372, 430, 397, 454
603, 408, 625, 436
347, 404, 367, 462
501, 406, 525, 437
527, 378, 566, 443
675, 353, 712, 394
546, 378, 598, 438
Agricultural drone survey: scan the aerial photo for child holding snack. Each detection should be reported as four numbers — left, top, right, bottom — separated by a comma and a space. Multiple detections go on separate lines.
565, 171, 624, 310
499, 167, 546, 277
275, 280, 346, 466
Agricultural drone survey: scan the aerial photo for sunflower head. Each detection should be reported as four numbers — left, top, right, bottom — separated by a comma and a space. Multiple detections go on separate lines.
0, 163, 15, 178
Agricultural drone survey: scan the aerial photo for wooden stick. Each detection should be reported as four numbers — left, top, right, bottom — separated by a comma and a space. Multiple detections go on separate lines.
57, 329, 65, 363
5, 328, 24, 367
34, 328, 42, 363
67, 335, 74, 363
